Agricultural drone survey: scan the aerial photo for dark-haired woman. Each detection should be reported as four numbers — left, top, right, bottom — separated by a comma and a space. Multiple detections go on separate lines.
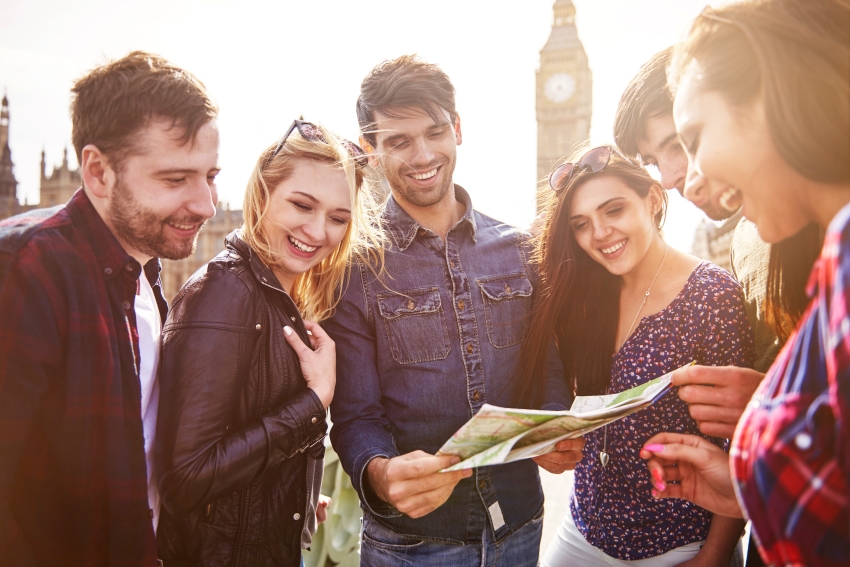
640, 0, 850, 565
525, 147, 753, 566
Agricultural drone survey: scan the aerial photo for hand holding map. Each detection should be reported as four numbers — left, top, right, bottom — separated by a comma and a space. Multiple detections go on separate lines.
437, 363, 694, 471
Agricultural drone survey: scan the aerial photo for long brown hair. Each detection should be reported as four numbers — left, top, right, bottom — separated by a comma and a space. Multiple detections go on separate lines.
669, 0, 846, 342
517, 149, 667, 407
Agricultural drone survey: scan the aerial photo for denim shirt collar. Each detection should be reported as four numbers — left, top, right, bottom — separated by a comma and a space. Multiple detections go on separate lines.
383, 184, 478, 251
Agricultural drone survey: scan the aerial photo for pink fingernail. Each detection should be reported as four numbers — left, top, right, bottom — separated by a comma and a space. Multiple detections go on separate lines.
651, 469, 663, 483
644, 444, 665, 453
659, 480, 666, 491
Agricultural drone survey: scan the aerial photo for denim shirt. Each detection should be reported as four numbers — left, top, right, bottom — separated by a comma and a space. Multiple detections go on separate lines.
325, 186, 570, 544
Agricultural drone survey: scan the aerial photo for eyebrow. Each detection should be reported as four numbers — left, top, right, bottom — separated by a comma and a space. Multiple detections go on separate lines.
653, 132, 679, 153
153, 167, 221, 176
292, 191, 351, 213
379, 122, 449, 147
569, 197, 625, 220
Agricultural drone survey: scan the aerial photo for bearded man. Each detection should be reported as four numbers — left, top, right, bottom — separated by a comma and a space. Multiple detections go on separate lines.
0, 51, 219, 565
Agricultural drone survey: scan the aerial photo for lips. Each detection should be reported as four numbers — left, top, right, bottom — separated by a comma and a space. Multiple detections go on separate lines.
288, 235, 318, 253
411, 168, 438, 181
601, 239, 627, 255
717, 187, 743, 213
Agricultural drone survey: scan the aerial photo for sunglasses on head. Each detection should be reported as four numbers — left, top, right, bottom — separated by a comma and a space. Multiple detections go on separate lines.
548, 146, 613, 192
265, 119, 367, 167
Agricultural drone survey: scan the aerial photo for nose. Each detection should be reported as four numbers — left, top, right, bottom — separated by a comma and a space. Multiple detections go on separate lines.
409, 137, 435, 167
592, 219, 612, 242
301, 215, 327, 243
682, 168, 708, 205
186, 176, 218, 220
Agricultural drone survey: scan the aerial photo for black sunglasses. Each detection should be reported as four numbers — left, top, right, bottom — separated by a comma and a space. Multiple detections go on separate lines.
548, 146, 613, 191
265, 119, 367, 167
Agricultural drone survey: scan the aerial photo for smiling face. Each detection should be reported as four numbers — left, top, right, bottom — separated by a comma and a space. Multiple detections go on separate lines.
568, 175, 663, 277
673, 63, 813, 243
105, 119, 220, 261
637, 113, 730, 222
367, 107, 461, 211
262, 159, 351, 292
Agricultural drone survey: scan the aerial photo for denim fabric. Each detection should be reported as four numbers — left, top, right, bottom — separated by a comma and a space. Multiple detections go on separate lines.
325, 186, 570, 545
360, 507, 544, 567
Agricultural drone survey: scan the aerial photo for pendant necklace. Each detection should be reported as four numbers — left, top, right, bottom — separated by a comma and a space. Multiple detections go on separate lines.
599, 242, 668, 468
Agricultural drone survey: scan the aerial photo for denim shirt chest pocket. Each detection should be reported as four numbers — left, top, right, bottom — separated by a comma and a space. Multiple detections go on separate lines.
476, 274, 533, 348
376, 287, 451, 364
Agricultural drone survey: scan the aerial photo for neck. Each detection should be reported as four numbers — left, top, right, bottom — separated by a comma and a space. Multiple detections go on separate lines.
85, 187, 153, 267
393, 183, 464, 242
621, 235, 667, 293
808, 181, 850, 231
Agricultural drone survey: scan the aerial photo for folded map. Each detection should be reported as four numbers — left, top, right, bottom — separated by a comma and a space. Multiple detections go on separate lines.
437, 362, 693, 471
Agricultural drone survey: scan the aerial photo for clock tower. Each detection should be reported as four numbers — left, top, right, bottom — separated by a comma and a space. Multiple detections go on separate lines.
536, 0, 592, 211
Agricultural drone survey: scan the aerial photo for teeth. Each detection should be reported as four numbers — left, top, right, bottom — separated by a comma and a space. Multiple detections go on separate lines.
169, 223, 194, 230
412, 168, 437, 180
288, 235, 317, 253
718, 187, 742, 212
601, 240, 626, 255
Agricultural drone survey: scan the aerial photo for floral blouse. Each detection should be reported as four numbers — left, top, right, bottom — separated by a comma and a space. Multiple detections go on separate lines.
570, 262, 754, 560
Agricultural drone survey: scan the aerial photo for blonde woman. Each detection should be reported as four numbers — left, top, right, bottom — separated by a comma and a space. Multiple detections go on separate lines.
155, 120, 382, 567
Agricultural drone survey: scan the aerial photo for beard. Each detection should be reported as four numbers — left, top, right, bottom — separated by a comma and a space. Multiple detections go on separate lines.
107, 176, 207, 261
384, 152, 457, 208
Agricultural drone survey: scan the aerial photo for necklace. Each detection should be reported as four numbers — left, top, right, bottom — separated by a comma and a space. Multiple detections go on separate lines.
600, 242, 669, 468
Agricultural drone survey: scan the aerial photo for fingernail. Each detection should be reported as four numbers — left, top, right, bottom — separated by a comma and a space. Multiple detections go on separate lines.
651, 468, 663, 483
450, 456, 460, 464
651, 488, 659, 498
644, 444, 665, 453
283, 326, 293, 336
658, 480, 666, 491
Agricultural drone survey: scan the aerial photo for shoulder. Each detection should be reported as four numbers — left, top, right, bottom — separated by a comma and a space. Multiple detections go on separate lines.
0, 205, 73, 258
167, 247, 259, 327
472, 209, 530, 243
687, 262, 742, 294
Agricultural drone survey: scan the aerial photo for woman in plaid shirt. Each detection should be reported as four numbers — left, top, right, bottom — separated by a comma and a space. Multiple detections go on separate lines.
639, 0, 850, 566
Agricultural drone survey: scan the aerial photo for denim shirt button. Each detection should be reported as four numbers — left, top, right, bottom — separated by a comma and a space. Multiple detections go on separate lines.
504, 284, 512, 293
472, 390, 481, 401
457, 300, 465, 310
466, 343, 474, 354
450, 260, 456, 268
478, 479, 487, 490
406, 300, 415, 310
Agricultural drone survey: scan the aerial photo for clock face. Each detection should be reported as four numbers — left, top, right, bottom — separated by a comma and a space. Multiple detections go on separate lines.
545, 73, 576, 103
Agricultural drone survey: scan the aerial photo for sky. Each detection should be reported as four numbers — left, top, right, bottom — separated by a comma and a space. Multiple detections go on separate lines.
0, 0, 717, 252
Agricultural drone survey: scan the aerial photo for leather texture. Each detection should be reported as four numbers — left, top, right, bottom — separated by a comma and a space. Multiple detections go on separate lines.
155, 231, 327, 567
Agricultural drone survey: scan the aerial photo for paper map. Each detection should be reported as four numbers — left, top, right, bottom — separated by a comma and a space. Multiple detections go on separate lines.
437, 362, 693, 471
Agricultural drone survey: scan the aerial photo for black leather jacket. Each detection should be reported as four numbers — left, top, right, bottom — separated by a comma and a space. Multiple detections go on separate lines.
156, 231, 327, 567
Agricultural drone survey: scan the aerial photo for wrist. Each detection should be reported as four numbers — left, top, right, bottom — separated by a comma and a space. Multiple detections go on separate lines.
366, 457, 390, 503
310, 385, 333, 409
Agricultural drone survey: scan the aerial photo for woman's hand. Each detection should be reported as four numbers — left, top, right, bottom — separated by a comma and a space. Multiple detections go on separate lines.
283, 321, 336, 408
640, 432, 744, 518
316, 494, 332, 525
674, 365, 765, 438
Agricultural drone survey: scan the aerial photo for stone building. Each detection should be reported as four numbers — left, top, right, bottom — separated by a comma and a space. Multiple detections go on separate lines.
0, 95, 32, 220
691, 210, 742, 274
536, 0, 593, 211
40, 147, 81, 207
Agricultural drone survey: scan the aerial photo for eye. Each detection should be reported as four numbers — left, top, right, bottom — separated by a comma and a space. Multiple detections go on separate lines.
330, 216, 351, 226
292, 202, 312, 212
166, 177, 186, 185
389, 139, 410, 150
571, 221, 588, 232
207, 173, 219, 185
428, 128, 447, 139
682, 134, 700, 156
607, 207, 623, 217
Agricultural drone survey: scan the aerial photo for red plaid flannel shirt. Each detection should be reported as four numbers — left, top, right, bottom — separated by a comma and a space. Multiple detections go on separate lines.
732, 202, 850, 567
0, 189, 163, 565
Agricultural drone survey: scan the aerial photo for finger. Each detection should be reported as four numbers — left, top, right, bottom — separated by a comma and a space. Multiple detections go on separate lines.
555, 437, 585, 452
646, 457, 682, 482
397, 483, 459, 518
696, 421, 738, 439
390, 454, 463, 480
303, 320, 333, 348
686, 402, 743, 424
643, 441, 724, 470
642, 432, 710, 451
282, 326, 312, 356
535, 450, 584, 467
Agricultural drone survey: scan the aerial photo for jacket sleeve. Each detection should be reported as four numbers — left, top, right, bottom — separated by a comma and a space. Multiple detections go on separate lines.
0, 254, 60, 550
324, 262, 401, 518
155, 267, 326, 516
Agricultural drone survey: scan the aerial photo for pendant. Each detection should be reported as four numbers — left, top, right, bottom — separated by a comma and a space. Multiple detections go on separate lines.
599, 451, 610, 467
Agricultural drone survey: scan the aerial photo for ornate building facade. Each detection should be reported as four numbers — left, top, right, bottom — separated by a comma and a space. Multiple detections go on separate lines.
536, 0, 592, 211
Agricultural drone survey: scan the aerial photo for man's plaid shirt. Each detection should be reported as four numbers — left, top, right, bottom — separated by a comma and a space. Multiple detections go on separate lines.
732, 201, 850, 567
0, 189, 163, 565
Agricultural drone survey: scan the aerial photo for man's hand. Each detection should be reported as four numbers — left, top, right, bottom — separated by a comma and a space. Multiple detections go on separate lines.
366, 451, 472, 519
316, 494, 332, 525
640, 432, 743, 518
532, 437, 585, 474
674, 365, 765, 438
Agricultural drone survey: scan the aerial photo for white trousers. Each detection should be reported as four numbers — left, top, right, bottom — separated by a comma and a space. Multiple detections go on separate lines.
541, 509, 703, 567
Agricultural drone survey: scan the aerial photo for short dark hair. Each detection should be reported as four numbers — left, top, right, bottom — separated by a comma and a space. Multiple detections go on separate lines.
613, 47, 673, 160
70, 51, 218, 168
356, 54, 457, 147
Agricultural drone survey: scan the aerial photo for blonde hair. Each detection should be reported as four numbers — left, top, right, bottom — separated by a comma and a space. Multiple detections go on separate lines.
241, 123, 384, 321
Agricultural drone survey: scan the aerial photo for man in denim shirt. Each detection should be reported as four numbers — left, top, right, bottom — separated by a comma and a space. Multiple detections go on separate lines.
324, 55, 584, 566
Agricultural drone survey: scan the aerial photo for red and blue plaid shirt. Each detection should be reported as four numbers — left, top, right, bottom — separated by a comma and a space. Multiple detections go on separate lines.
732, 202, 850, 567
0, 189, 164, 565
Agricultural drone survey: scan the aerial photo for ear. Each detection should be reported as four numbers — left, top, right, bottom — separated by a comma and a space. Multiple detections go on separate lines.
81, 144, 115, 199
648, 183, 664, 216
360, 136, 381, 170
454, 115, 463, 146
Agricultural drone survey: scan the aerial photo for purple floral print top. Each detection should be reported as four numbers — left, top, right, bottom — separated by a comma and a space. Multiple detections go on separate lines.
570, 262, 754, 560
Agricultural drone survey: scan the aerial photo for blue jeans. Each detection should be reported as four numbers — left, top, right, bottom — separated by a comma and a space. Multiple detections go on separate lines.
360, 508, 544, 567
